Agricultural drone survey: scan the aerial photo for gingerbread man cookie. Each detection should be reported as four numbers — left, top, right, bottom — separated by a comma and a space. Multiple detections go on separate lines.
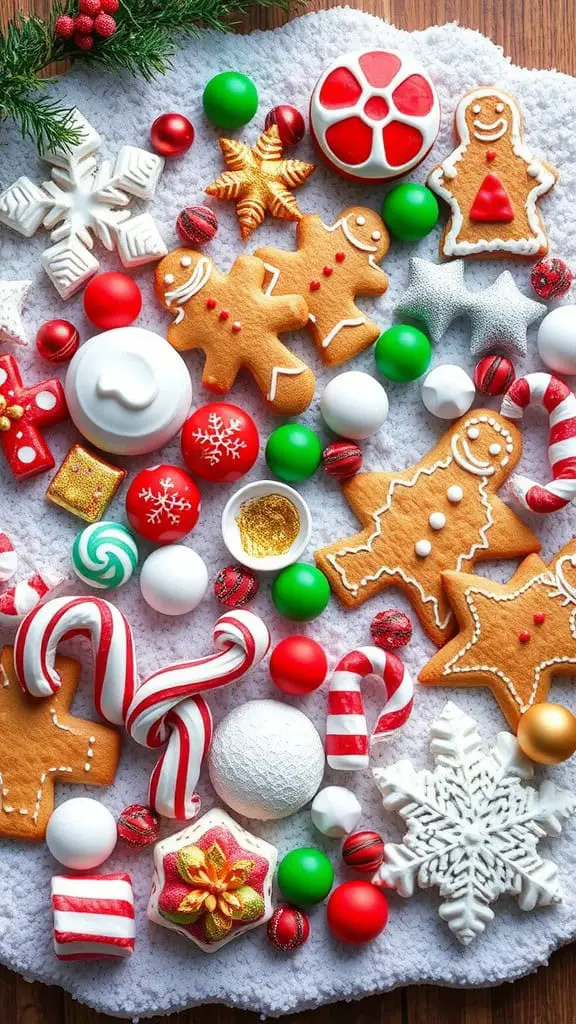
315, 410, 540, 646
155, 250, 314, 415
428, 88, 558, 259
255, 207, 389, 367
420, 539, 576, 729
0, 647, 121, 841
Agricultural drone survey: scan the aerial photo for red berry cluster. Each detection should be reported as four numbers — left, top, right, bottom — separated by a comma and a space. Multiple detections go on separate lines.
55, 0, 118, 50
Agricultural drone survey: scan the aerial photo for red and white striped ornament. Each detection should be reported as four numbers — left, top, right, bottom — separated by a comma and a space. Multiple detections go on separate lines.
125, 610, 271, 820
0, 531, 17, 582
0, 570, 60, 627
325, 646, 414, 770
51, 872, 135, 960
501, 372, 576, 514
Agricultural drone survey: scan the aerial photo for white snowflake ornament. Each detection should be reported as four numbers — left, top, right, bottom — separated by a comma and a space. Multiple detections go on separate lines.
373, 701, 575, 946
0, 279, 31, 346
0, 109, 167, 299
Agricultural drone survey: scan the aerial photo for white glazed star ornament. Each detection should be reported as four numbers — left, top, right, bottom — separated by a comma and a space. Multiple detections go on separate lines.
373, 702, 574, 945
0, 280, 31, 346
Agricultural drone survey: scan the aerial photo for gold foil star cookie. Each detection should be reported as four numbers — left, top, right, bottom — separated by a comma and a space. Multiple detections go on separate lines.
205, 125, 315, 239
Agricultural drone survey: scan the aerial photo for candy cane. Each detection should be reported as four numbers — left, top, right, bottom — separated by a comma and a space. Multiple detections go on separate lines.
0, 570, 62, 627
125, 610, 271, 820
326, 646, 414, 771
0, 532, 17, 583
501, 372, 576, 514
14, 595, 137, 726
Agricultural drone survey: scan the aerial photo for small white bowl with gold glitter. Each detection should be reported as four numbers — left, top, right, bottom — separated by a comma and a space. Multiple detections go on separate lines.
221, 480, 312, 573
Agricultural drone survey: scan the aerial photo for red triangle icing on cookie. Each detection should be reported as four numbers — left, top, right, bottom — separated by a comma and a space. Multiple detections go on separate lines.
470, 174, 514, 223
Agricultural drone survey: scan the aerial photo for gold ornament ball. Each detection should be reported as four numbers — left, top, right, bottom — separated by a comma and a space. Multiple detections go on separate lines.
517, 703, 576, 765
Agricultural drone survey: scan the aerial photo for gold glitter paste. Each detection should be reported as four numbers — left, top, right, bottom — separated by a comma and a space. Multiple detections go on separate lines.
236, 494, 300, 558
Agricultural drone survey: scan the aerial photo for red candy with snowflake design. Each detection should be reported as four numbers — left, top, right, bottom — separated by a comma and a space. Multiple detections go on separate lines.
125, 464, 201, 544
181, 402, 259, 483
0, 355, 67, 480
530, 257, 572, 301
267, 905, 310, 951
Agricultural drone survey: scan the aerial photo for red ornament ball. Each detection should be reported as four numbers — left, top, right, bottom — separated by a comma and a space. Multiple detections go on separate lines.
74, 13, 94, 31
176, 205, 218, 247
322, 440, 363, 480
117, 803, 160, 847
36, 320, 80, 363
55, 13, 75, 36
150, 113, 195, 158
264, 105, 306, 147
73, 30, 94, 48
214, 564, 259, 608
83, 271, 142, 329
342, 830, 385, 873
267, 905, 310, 951
327, 881, 389, 944
93, 12, 116, 36
531, 257, 572, 301
473, 355, 515, 396
126, 464, 201, 544
181, 402, 259, 483
269, 636, 328, 695
370, 609, 412, 650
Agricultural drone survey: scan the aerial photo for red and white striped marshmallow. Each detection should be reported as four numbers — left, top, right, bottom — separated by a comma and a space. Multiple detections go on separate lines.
501, 372, 576, 514
326, 646, 414, 770
14, 595, 137, 726
0, 570, 61, 628
125, 610, 271, 820
51, 872, 135, 960
0, 532, 17, 583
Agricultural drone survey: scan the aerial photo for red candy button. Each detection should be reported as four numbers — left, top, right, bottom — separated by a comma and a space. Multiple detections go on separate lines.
181, 402, 259, 484
126, 464, 201, 544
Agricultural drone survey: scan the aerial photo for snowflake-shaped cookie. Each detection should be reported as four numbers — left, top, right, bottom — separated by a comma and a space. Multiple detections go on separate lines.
373, 702, 574, 945
0, 109, 167, 298
192, 412, 247, 466
139, 476, 193, 526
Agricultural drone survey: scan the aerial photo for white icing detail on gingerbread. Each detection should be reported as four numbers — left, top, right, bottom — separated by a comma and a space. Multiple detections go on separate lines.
472, 104, 481, 114
327, 216, 379, 253
467, 427, 480, 440
496, 102, 505, 113
451, 435, 495, 476
164, 273, 175, 285
180, 256, 192, 267
164, 256, 211, 307
429, 512, 446, 530
50, 707, 73, 732
489, 443, 502, 455
472, 117, 508, 141
321, 317, 366, 349
262, 262, 280, 296
32, 766, 73, 824
415, 539, 432, 557
447, 485, 464, 503
371, 231, 381, 240
268, 365, 305, 402
356, 216, 366, 226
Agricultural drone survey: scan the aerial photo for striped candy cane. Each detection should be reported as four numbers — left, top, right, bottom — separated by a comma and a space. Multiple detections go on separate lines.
501, 372, 576, 513
0, 532, 17, 583
125, 610, 271, 820
0, 570, 62, 627
326, 646, 414, 770
14, 595, 137, 726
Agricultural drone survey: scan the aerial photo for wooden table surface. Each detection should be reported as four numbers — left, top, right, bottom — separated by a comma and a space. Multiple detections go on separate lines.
1, 0, 576, 1020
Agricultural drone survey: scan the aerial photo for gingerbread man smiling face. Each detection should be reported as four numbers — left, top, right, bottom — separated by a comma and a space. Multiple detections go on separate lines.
463, 91, 518, 147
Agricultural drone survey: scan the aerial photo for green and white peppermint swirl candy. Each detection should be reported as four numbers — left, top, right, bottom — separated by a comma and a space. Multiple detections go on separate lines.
72, 522, 139, 590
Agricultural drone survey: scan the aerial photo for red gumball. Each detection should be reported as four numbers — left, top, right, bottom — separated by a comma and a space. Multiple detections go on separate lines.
125, 464, 201, 543
150, 113, 195, 157
473, 355, 515, 397
264, 105, 306, 148
370, 609, 412, 650
322, 440, 363, 480
83, 271, 142, 329
36, 320, 80, 363
267, 905, 310, 951
342, 830, 385, 873
327, 881, 388, 944
269, 636, 328, 695
181, 402, 259, 483
176, 205, 218, 247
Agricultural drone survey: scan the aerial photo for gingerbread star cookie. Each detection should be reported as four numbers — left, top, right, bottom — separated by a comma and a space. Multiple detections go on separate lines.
428, 87, 558, 259
255, 207, 389, 367
0, 646, 121, 841
420, 539, 576, 729
205, 125, 315, 240
315, 410, 540, 646
155, 249, 314, 415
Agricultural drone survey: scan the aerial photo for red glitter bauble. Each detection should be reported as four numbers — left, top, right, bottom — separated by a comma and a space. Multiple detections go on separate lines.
530, 257, 572, 301
83, 271, 142, 329
327, 881, 389, 944
267, 905, 310, 951
322, 440, 363, 480
264, 105, 306, 147
370, 609, 412, 650
269, 635, 328, 695
213, 564, 259, 608
36, 320, 80, 363
181, 402, 259, 483
126, 464, 201, 543
342, 830, 385, 873
150, 113, 195, 157
117, 804, 160, 847
176, 205, 218, 247
473, 355, 515, 396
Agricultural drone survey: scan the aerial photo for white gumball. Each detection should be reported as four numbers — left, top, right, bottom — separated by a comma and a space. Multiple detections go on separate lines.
320, 371, 389, 439
537, 305, 576, 374
311, 786, 362, 838
46, 797, 117, 869
421, 364, 475, 419
140, 545, 208, 615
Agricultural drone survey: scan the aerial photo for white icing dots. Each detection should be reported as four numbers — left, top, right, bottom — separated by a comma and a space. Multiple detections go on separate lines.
164, 273, 175, 284
17, 446, 36, 465
489, 443, 502, 455
415, 539, 432, 558
356, 216, 366, 226
467, 427, 480, 440
472, 103, 481, 114
429, 512, 446, 531
35, 390, 57, 411
447, 485, 464, 503
180, 256, 192, 268
495, 102, 505, 113
371, 231, 381, 240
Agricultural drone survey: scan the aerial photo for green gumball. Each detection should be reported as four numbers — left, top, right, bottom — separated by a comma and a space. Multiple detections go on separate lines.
375, 324, 432, 383
203, 72, 259, 130
381, 183, 439, 242
272, 563, 330, 621
265, 424, 322, 482
277, 848, 334, 905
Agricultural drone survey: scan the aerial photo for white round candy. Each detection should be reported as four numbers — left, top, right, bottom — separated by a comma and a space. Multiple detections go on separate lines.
208, 699, 324, 820
421, 364, 475, 419
46, 797, 117, 869
537, 305, 576, 374
311, 786, 362, 838
320, 371, 389, 440
447, 485, 463, 503
415, 539, 432, 557
429, 512, 446, 530
140, 545, 208, 615
65, 327, 192, 455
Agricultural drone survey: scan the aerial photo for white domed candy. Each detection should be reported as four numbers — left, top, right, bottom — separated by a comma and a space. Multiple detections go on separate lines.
421, 364, 475, 419
320, 371, 389, 439
311, 786, 362, 838
140, 545, 208, 615
537, 305, 576, 374
46, 797, 117, 869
